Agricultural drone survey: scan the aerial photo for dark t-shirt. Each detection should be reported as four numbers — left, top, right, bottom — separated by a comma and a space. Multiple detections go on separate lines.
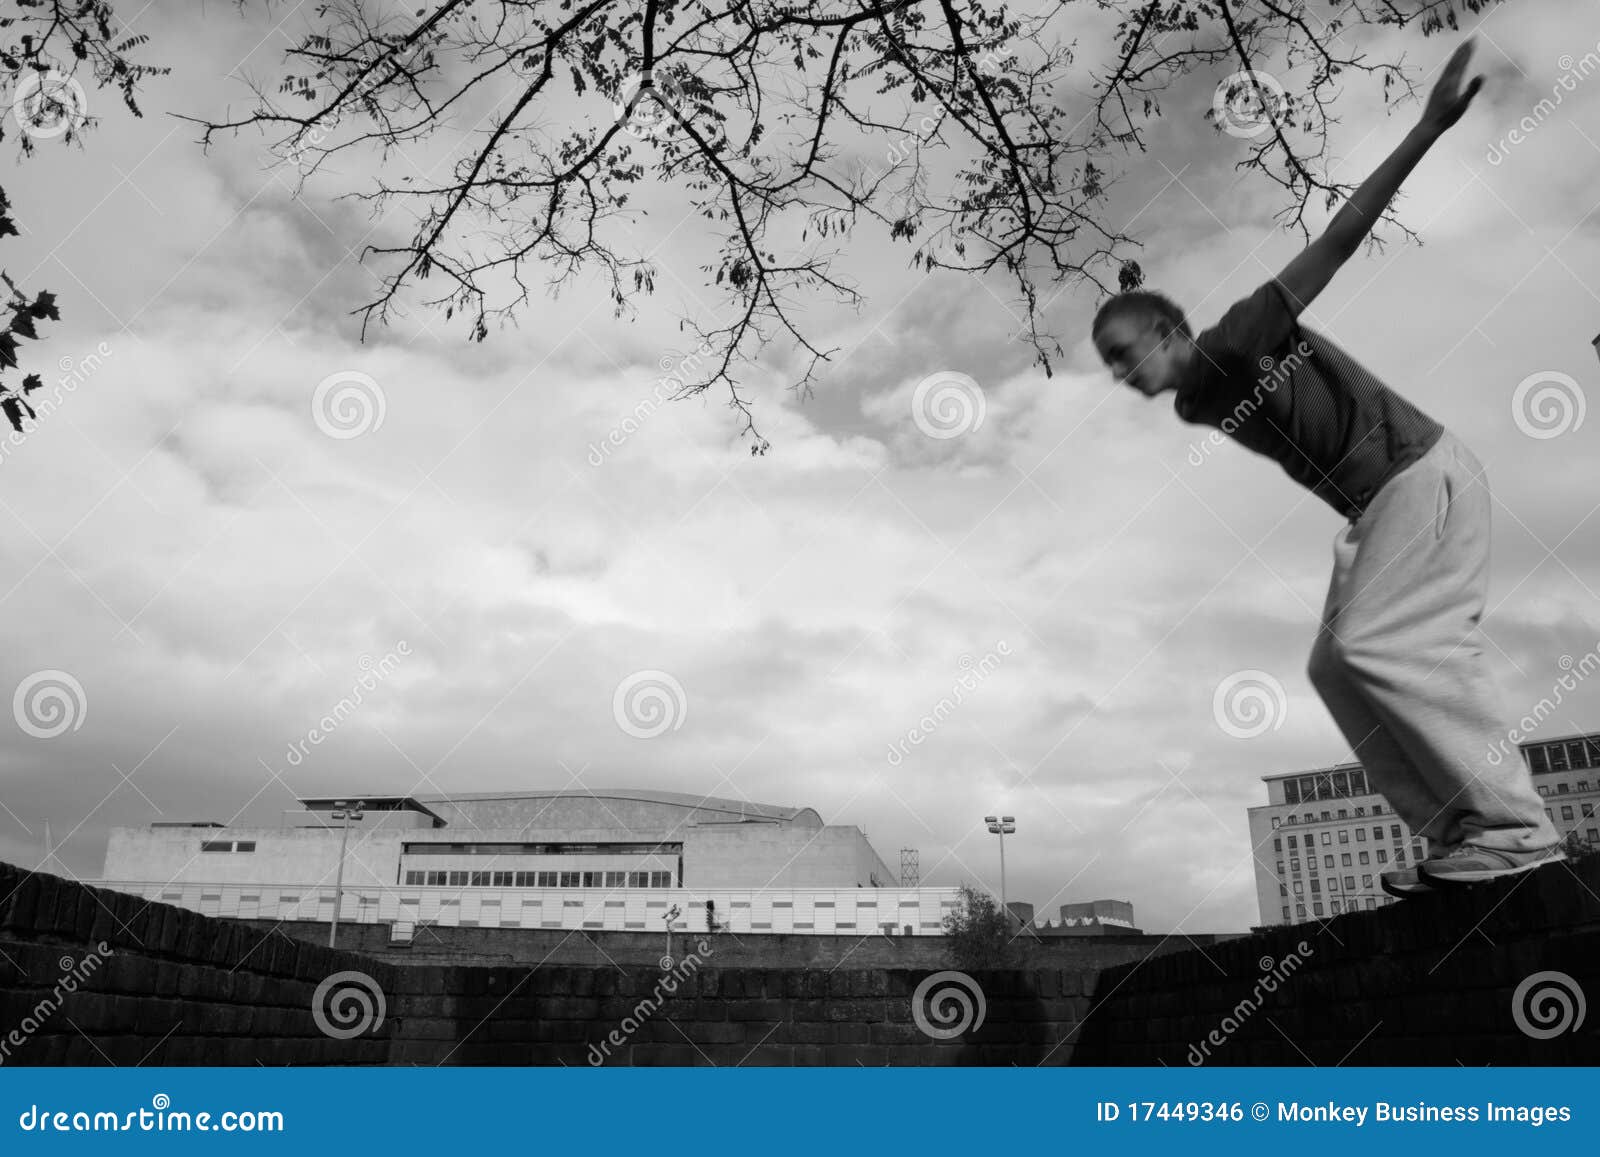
1176, 279, 1444, 519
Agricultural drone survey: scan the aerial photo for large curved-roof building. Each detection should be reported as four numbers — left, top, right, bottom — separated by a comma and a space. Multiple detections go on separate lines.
92, 787, 952, 940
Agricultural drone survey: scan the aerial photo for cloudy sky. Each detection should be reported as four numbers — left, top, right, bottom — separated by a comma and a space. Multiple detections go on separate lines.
2, 0, 1598, 934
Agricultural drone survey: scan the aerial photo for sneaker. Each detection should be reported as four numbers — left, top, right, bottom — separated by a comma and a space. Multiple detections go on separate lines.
1379, 863, 1434, 898
1417, 842, 1567, 886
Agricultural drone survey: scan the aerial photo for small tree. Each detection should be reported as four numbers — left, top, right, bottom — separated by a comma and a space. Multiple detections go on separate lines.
941, 882, 1017, 971
1558, 830, 1597, 862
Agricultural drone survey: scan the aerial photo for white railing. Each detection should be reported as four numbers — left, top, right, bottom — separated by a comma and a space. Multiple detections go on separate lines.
82, 879, 964, 938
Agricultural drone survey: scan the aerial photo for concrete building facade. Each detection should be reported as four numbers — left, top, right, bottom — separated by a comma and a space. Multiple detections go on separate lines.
91, 789, 956, 941
1248, 730, 1600, 927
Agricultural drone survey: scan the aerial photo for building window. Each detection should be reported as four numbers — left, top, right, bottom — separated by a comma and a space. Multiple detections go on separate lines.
1290, 858, 1300, 871
1320, 832, 1332, 846
1323, 855, 1333, 869
1359, 851, 1370, 865
470, 871, 488, 886
1561, 805, 1575, 821
1341, 853, 1352, 867
1282, 905, 1291, 920
1373, 804, 1383, 815
1330, 901, 1342, 914
1337, 809, 1348, 819
201, 840, 232, 852
1327, 878, 1338, 891
1362, 874, 1373, 887
1279, 884, 1288, 896
1390, 824, 1402, 839
1310, 879, 1321, 894
427, 871, 446, 886
1272, 817, 1281, 828
1276, 860, 1285, 874
650, 871, 671, 887
559, 871, 579, 887
1292, 881, 1303, 895
1395, 850, 1406, 865
1545, 809, 1554, 821
1321, 810, 1331, 821
1584, 804, 1596, 818
448, 871, 467, 886
1365, 898, 1376, 909
1313, 902, 1324, 916
1273, 837, 1282, 852
404, 871, 422, 885
1557, 782, 1571, 794
581, 871, 599, 887
629, 871, 647, 887
1287, 835, 1297, 848
1344, 875, 1355, 889
1376, 849, 1387, 864
1355, 806, 1366, 816
1589, 828, 1599, 843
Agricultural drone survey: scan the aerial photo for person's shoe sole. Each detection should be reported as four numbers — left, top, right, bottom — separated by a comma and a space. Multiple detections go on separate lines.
1418, 851, 1567, 887
1379, 876, 1434, 899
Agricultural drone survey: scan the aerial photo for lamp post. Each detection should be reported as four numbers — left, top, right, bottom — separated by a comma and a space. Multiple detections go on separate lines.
329, 800, 365, 948
984, 814, 1016, 926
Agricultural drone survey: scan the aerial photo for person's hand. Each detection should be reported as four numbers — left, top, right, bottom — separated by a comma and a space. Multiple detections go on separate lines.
1420, 38, 1485, 135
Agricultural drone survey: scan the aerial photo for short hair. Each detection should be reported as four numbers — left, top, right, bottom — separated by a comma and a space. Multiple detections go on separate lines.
1092, 291, 1190, 341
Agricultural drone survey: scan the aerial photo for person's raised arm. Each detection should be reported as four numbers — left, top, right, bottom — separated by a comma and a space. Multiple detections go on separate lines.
1274, 37, 1486, 317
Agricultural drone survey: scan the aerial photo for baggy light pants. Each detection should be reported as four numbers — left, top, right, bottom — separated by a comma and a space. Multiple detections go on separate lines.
1306, 428, 1559, 854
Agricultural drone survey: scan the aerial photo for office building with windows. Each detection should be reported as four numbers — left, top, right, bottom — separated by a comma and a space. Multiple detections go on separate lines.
89, 789, 959, 941
1249, 730, 1600, 927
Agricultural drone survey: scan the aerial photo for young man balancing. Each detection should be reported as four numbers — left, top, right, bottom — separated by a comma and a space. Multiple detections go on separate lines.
1092, 37, 1563, 898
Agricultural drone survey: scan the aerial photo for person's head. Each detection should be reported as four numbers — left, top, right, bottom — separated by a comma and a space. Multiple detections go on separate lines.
1091, 291, 1194, 397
